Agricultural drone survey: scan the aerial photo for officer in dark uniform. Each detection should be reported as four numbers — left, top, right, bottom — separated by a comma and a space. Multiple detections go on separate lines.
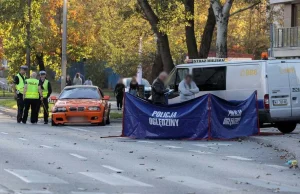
13, 65, 28, 123
22, 72, 39, 124
38, 71, 52, 124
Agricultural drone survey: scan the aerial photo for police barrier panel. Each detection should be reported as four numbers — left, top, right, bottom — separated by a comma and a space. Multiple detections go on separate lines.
210, 92, 259, 139
123, 92, 258, 139
123, 93, 209, 139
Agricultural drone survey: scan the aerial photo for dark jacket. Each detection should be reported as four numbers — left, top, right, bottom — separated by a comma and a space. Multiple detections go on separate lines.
151, 78, 168, 104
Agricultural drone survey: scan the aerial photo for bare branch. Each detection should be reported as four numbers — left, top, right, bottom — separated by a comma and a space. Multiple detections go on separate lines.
230, 0, 261, 17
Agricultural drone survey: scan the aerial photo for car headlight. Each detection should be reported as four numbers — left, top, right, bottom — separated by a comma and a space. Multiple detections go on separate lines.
53, 107, 67, 113
88, 106, 100, 111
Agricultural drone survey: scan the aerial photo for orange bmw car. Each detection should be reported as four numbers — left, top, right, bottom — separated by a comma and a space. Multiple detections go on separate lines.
51, 85, 111, 126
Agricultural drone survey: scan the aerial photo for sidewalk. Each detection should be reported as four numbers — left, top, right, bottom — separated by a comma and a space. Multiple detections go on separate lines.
247, 127, 300, 164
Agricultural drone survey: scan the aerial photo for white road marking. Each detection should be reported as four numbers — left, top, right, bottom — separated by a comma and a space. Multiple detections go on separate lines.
1, 132, 8, 135
4, 169, 68, 184
189, 150, 214, 154
70, 153, 87, 160
13, 190, 52, 194
266, 164, 288, 170
226, 156, 253, 161
80, 172, 152, 187
102, 165, 124, 172
231, 178, 300, 193
40, 145, 53, 149
193, 143, 231, 150
165, 176, 236, 191
164, 145, 182, 149
71, 192, 106, 194
137, 141, 155, 144
65, 126, 91, 133
18, 138, 28, 141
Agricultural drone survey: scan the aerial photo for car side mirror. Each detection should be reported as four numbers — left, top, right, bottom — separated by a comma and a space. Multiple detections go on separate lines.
49, 96, 58, 104
103, 95, 110, 100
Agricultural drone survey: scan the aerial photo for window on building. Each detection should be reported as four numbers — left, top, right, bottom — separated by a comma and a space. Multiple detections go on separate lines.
292, 3, 300, 27
192, 67, 226, 91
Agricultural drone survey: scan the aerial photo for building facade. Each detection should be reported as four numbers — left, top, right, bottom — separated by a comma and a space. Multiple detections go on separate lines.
270, 0, 300, 58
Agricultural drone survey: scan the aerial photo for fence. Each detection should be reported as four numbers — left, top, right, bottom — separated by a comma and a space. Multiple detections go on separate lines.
273, 26, 300, 48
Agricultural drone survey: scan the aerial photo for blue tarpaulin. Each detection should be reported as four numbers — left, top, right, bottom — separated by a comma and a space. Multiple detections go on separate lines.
210, 92, 259, 139
122, 92, 259, 140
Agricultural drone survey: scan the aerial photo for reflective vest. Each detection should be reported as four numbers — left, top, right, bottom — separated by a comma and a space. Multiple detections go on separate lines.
16, 74, 25, 94
25, 79, 39, 99
42, 79, 49, 98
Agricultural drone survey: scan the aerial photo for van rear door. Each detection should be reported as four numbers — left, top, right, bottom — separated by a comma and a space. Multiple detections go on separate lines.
267, 61, 292, 118
287, 61, 300, 118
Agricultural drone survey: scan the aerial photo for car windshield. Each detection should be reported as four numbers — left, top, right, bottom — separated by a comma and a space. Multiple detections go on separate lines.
59, 87, 101, 100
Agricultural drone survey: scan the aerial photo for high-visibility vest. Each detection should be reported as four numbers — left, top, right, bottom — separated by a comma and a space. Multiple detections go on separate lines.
25, 79, 39, 99
16, 74, 25, 94
42, 79, 49, 98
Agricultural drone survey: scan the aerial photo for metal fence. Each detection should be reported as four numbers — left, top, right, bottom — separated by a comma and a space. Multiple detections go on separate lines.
273, 26, 300, 48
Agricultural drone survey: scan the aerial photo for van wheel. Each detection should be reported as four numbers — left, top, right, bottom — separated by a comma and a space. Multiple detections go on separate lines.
276, 122, 297, 133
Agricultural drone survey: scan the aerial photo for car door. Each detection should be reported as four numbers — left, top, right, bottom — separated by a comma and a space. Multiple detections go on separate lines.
287, 61, 300, 118
267, 61, 292, 119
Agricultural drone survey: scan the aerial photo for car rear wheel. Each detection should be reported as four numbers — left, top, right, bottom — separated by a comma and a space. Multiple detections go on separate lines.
276, 122, 297, 133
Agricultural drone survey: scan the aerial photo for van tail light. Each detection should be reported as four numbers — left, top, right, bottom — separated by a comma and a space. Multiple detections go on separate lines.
264, 94, 270, 109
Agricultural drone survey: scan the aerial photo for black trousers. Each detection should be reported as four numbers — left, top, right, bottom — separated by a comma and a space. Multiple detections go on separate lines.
16, 93, 24, 123
22, 99, 39, 124
116, 96, 123, 109
37, 98, 49, 122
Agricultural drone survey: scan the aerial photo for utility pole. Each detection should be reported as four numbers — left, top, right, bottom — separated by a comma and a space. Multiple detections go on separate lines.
137, 37, 143, 85
61, 0, 68, 91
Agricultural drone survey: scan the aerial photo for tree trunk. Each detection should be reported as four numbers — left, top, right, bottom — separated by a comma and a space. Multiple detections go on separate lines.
26, 0, 31, 71
216, 21, 228, 58
184, 0, 198, 59
151, 37, 164, 82
137, 0, 174, 73
36, 53, 45, 71
199, 5, 216, 58
210, 0, 234, 58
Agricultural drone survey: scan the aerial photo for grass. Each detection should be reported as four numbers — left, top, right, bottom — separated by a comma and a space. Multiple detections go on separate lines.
110, 111, 123, 119
0, 89, 14, 98
0, 99, 54, 118
0, 99, 123, 119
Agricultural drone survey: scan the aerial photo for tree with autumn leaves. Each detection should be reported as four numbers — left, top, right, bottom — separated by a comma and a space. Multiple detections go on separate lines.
0, 0, 282, 84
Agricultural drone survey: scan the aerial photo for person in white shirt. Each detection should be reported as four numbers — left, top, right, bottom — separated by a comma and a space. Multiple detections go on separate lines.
84, 77, 93, 85
178, 74, 199, 102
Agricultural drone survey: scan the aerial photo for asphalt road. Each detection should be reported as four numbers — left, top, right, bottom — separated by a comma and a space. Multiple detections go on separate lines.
0, 113, 300, 194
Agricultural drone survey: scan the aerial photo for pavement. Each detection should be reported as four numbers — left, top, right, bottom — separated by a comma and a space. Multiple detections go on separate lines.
0, 108, 300, 193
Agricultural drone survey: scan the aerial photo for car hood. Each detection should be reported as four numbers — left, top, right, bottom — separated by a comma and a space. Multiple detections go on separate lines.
55, 99, 101, 106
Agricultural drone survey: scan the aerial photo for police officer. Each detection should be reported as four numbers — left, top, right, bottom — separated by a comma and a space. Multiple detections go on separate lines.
13, 65, 28, 123
38, 71, 52, 124
22, 72, 39, 124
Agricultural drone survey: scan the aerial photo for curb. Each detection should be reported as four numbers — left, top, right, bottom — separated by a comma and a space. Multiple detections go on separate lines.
246, 136, 300, 162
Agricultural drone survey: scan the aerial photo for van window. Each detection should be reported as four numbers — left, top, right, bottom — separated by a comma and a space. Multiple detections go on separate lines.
193, 67, 226, 91
176, 68, 189, 85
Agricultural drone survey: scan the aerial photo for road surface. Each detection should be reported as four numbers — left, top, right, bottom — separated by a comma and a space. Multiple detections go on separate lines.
0, 113, 299, 194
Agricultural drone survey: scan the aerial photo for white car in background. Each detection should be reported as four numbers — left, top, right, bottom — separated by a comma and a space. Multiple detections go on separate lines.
122, 77, 152, 98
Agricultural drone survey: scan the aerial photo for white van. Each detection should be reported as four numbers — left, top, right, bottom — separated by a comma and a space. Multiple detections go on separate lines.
165, 59, 300, 133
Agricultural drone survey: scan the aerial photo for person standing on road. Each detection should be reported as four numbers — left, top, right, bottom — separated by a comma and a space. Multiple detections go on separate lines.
151, 72, 169, 105
22, 72, 39, 124
178, 74, 199, 102
73, 73, 82, 85
12, 65, 28, 123
114, 78, 125, 110
84, 77, 93, 85
66, 75, 72, 86
38, 71, 52, 124
129, 76, 139, 96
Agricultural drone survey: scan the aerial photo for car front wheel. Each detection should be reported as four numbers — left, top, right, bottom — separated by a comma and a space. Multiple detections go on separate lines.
276, 122, 297, 133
